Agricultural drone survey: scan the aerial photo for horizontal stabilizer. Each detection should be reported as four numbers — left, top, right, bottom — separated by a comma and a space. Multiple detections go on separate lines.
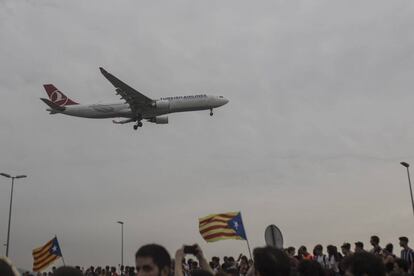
40, 98, 65, 112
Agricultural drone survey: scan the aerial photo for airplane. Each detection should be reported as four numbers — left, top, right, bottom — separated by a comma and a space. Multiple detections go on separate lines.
40, 67, 229, 130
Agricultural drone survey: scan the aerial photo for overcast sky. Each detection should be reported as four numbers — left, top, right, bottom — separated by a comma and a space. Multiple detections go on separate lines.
1, 0, 414, 270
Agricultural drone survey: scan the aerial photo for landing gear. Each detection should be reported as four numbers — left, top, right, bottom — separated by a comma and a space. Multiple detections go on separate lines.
210, 108, 213, 116
133, 115, 143, 130
133, 121, 143, 130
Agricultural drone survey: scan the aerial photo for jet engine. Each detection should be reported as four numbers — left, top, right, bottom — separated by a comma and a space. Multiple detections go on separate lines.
148, 116, 169, 124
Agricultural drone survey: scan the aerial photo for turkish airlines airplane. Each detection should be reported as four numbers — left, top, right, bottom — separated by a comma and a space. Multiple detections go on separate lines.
41, 67, 229, 130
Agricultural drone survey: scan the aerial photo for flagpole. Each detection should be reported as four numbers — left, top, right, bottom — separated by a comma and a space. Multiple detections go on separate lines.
61, 255, 66, 266
55, 235, 66, 266
239, 212, 252, 260
246, 239, 252, 260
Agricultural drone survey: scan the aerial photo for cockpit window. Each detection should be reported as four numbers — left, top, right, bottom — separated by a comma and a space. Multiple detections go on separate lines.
219, 96, 223, 98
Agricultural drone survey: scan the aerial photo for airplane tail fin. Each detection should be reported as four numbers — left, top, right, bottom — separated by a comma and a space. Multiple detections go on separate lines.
40, 98, 66, 114
43, 84, 78, 106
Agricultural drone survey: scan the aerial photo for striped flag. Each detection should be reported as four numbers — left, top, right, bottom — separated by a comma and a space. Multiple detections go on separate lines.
199, 212, 247, 242
32, 237, 62, 272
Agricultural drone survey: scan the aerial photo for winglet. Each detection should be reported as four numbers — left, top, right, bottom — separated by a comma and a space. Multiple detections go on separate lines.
99, 67, 108, 75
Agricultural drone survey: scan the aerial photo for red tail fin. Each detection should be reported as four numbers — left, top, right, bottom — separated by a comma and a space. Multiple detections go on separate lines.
43, 84, 78, 106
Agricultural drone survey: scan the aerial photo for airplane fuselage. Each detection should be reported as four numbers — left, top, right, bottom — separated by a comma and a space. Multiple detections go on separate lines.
41, 67, 229, 129
53, 94, 228, 119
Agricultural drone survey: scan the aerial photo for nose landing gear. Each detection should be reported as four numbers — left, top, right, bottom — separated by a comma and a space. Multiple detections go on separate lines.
210, 108, 213, 116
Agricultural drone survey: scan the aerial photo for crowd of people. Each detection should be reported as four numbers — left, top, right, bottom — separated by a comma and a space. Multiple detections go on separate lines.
1, 235, 414, 276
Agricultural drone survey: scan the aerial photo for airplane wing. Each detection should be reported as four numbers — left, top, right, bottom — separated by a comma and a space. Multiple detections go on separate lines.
99, 67, 153, 112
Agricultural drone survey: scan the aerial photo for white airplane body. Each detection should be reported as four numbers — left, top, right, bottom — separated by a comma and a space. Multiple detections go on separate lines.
41, 68, 229, 130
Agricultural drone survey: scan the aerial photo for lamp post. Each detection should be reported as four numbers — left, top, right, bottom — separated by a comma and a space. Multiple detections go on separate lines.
117, 221, 124, 268
0, 173, 27, 257
400, 162, 414, 217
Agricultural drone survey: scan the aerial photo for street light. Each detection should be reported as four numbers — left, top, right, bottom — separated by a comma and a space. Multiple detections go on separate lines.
1, 173, 26, 257
400, 162, 414, 217
117, 221, 124, 268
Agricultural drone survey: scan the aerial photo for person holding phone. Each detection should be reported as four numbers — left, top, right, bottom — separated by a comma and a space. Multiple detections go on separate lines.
175, 244, 214, 276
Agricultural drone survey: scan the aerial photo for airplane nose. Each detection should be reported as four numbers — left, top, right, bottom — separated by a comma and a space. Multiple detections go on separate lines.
222, 98, 229, 105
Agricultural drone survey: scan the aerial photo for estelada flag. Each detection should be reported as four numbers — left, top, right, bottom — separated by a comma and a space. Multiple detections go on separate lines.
199, 211, 247, 242
32, 237, 62, 272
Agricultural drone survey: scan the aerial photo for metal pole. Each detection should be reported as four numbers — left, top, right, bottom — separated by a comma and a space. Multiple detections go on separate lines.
121, 223, 124, 268
1, 173, 25, 257
117, 221, 124, 268
6, 177, 14, 257
405, 167, 414, 217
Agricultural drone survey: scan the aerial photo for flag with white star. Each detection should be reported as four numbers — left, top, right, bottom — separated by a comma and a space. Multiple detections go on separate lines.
199, 212, 247, 242
32, 237, 63, 272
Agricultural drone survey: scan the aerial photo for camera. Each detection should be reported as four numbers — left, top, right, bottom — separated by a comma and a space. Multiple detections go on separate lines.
183, 245, 198, 255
